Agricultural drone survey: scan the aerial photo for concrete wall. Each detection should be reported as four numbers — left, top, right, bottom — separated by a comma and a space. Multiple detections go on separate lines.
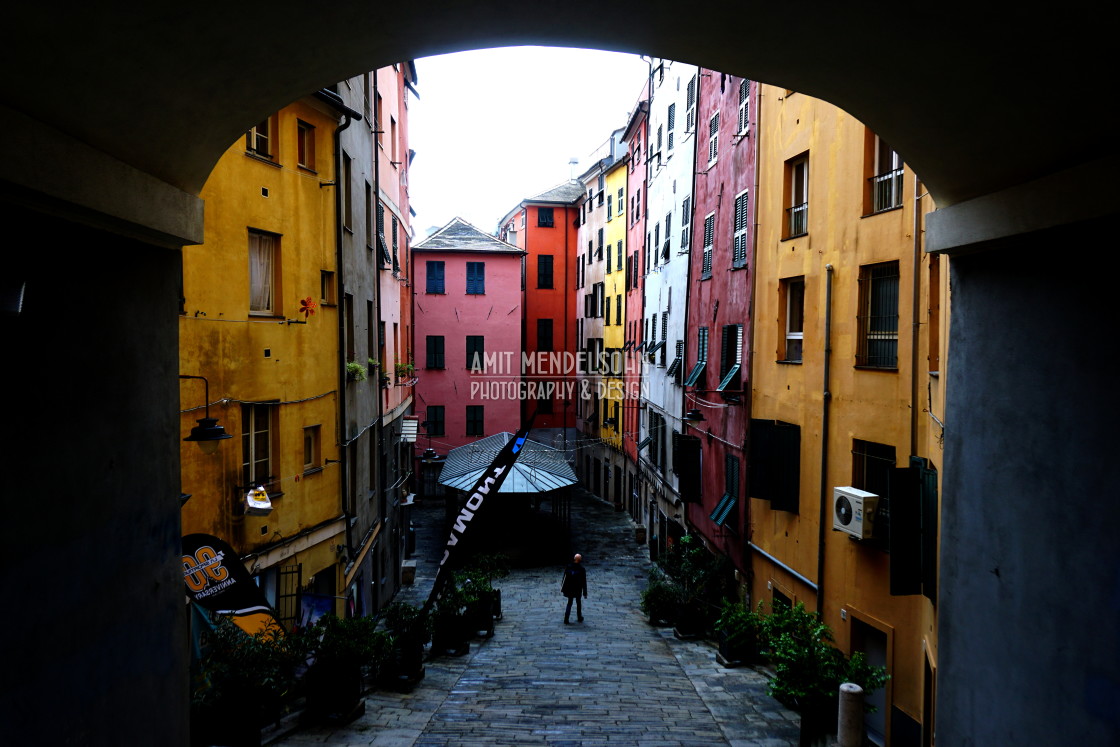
0, 203, 189, 744
940, 228, 1119, 745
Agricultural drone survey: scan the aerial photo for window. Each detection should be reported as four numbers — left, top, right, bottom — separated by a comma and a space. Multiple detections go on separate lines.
466, 262, 485, 294
685, 74, 697, 131
249, 229, 280, 315
537, 318, 554, 352
617, 240, 623, 273
426, 261, 445, 294
667, 102, 676, 151
425, 406, 445, 437
377, 203, 391, 267
538, 207, 554, 227
320, 270, 336, 305
537, 254, 554, 289
342, 153, 352, 229
605, 297, 611, 326
594, 282, 605, 318
701, 213, 715, 279
732, 190, 749, 268
708, 111, 720, 164
391, 215, 399, 272
466, 405, 485, 436
749, 419, 801, 513
365, 182, 374, 250
663, 212, 672, 261
296, 120, 315, 170
606, 242, 612, 273
616, 294, 622, 326
375, 93, 384, 146
303, 425, 321, 472
786, 155, 809, 238
596, 228, 604, 259
684, 327, 709, 387
607, 192, 613, 220
737, 79, 751, 135
717, 324, 743, 391
667, 339, 684, 381
710, 454, 740, 528
425, 335, 445, 369
681, 196, 692, 251
869, 134, 904, 213
466, 335, 485, 369
857, 261, 900, 368
246, 116, 274, 159
781, 277, 805, 363
241, 402, 277, 490
649, 412, 667, 470
660, 311, 668, 366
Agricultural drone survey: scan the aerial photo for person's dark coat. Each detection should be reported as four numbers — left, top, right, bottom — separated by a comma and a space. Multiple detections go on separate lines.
561, 561, 587, 598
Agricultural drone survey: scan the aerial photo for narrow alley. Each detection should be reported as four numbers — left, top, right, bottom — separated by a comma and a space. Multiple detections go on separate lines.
268, 487, 801, 746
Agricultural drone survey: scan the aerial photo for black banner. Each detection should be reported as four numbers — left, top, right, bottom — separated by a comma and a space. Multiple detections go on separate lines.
182, 533, 278, 634
424, 410, 538, 609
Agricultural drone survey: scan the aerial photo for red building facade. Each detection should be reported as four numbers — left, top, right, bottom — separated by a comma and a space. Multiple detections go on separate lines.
498, 181, 584, 447
682, 73, 757, 570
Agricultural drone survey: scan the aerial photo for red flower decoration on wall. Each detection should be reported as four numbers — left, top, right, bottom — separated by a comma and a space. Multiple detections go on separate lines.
299, 297, 318, 319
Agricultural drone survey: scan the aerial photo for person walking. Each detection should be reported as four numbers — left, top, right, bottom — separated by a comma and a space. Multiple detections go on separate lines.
561, 553, 588, 624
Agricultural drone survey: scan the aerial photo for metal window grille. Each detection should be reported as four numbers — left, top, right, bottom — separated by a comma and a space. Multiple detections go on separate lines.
856, 262, 900, 368
870, 168, 905, 212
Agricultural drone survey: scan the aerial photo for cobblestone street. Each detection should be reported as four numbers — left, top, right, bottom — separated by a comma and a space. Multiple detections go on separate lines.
268, 487, 801, 746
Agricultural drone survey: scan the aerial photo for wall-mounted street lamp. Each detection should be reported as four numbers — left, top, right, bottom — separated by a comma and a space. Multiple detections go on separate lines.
179, 374, 232, 454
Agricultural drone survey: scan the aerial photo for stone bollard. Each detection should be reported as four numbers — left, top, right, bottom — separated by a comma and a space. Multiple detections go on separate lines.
401, 559, 417, 585
837, 682, 864, 747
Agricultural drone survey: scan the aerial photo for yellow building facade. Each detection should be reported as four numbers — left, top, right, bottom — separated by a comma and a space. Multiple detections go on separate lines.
179, 93, 350, 624
601, 158, 629, 453
749, 85, 945, 746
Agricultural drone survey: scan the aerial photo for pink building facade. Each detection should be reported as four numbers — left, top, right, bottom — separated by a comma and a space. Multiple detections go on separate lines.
412, 218, 525, 453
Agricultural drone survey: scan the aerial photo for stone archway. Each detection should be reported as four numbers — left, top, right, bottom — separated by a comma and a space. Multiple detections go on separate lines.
1, 5, 1117, 745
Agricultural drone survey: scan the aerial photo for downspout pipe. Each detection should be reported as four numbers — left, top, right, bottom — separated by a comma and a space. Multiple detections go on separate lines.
329, 92, 359, 559
910, 176, 924, 457
816, 263, 834, 614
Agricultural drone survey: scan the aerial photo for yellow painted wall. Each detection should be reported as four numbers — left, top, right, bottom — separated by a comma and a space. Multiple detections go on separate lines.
179, 97, 346, 615
750, 84, 941, 740
602, 159, 629, 449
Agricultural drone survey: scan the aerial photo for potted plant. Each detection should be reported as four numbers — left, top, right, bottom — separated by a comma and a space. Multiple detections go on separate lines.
190, 616, 309, 747
756, 602, 888, 747
714, 600, 762, 666
367, 358, 379, 376
302, 614, 390, 725
393, 359, 415, 380
345, 360, 367, 382
658, 534, 733, 639
379, 602, 429, 691
429, 572, 479, 656
464, 553, 510, 621
639, 569, 685, 627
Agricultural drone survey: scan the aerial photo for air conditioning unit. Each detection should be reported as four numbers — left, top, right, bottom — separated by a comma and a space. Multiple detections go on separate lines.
832, 486, 878, 539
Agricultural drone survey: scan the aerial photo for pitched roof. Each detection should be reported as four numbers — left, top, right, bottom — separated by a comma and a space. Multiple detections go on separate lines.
412, 217, 524, 254
438, 432, 577, 494
526, 180, 586, 204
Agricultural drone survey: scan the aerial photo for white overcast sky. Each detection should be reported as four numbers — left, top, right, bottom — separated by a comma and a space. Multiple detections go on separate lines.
408, 47, 651, 238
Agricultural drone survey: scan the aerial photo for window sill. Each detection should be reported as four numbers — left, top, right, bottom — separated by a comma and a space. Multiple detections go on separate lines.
249, 312, 284, 319
303, 466, 324, 477
781, 232, 808, 242
297, 165, 318, 175
854, 365, 899, 372
776, 359, 802, 365
861, 205, 903, 219
244, 151, 281, 168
